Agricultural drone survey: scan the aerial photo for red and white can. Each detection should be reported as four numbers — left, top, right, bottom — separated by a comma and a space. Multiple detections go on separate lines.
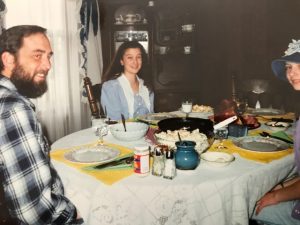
134, 145, 150, 177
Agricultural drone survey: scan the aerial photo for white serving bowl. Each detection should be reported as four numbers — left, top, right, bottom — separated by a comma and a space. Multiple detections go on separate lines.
110, 122, 149, 142
265, 121, 291, 132
200, 152, 235, 167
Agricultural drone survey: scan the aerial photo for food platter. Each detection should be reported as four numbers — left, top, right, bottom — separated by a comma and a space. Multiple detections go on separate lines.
232, 136, 290, 152
154, 129, 210, 154
64, 145, 120, 164
136, 113, 177, 125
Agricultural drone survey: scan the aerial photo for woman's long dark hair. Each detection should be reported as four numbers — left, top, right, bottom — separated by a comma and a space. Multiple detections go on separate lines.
102, 41, 153, 92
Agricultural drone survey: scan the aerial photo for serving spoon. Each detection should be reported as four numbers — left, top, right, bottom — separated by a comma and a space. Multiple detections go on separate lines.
213, 115, 238, 130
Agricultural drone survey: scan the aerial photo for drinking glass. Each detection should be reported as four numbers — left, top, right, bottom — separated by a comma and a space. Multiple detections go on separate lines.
181, 101, 193, 118
92, 116, 108, 145
235, 98, 248, 116
214, 127, 229, 150
96, 124, 108, 146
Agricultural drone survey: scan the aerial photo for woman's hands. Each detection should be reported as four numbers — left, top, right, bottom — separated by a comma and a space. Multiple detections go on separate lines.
255, 191, 280, 215
255, 177, 300, 215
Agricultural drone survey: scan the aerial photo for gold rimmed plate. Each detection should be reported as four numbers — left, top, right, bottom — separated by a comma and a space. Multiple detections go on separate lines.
64, 145, 120, 164
232, 136, 290, 152
246, 108, 284, 116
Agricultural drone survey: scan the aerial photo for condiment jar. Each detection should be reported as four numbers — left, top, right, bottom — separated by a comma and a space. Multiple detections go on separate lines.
152, 145, 165, 176
163, 149, 176, 179
175, 141, 199, 170
134, 145, 150, 177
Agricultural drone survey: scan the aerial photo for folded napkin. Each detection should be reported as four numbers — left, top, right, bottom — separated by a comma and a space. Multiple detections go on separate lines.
271, 131, 293, 143
145, 127, 159, 145
50, 141, 134, 185
211, 138, 293, 163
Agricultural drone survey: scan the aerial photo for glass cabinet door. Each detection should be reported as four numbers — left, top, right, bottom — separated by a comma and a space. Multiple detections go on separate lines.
114, 30, 149, 53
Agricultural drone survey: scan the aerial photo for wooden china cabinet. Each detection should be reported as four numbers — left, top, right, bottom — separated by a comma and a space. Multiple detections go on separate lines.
99, 0, 154, 68
99, 0, 199, 112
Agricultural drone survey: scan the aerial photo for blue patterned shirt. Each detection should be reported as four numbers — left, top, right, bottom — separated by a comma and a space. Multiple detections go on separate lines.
0, 75, 77, 224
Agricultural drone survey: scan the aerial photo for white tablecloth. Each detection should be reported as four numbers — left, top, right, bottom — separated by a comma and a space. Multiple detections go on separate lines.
51, 128, 297, 225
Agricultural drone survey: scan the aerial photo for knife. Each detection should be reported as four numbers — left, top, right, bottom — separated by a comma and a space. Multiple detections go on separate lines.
94, 155, 134, 170
259, 131, 293, 144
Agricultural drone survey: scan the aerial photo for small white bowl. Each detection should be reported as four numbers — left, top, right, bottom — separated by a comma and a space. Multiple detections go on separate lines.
110, 122, 149, 142
265, 121, 291, 132
200, 152, 235, 167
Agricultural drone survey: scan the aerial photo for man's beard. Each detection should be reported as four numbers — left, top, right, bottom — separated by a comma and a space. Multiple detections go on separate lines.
10, 64, 48, 98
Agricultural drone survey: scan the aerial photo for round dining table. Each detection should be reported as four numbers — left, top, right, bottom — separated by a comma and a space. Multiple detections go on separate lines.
51, 123, 297, 225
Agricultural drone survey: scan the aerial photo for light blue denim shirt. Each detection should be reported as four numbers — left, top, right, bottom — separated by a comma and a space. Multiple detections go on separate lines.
100, 79, 154, 120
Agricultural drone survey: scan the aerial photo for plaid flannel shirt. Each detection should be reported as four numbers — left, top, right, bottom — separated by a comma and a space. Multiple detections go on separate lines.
0, 76, 77, 224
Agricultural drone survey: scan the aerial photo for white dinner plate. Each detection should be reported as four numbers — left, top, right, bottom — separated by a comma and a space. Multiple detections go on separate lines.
246, 108, 284, 116
64, 145, 120, 164
232, 136, 290, 152
136, 113, 177, 125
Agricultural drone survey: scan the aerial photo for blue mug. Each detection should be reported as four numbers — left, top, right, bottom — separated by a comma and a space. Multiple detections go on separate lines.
175, 141, 199, 170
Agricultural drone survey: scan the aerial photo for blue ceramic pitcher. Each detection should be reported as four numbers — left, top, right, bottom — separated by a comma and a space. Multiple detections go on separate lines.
175, 141, 199, 170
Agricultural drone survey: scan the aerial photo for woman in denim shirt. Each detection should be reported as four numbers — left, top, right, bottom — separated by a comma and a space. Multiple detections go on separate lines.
252, 40, 300, 225
101, 41, 154, 120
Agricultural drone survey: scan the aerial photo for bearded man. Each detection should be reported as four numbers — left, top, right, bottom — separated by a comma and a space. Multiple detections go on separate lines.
0, 25, 83, 224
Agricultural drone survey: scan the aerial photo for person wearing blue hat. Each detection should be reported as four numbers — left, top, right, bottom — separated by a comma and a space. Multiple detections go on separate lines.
252, 39, 300, 224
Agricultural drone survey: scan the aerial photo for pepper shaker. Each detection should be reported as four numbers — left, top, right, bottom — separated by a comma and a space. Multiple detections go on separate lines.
163, 149, 176, 179
152, 146, 165, 176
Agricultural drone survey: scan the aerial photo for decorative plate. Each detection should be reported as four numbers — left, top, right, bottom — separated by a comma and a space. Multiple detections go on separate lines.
246, 108, 284, 116
64, 145, 120, 164
232, 136, 290, 152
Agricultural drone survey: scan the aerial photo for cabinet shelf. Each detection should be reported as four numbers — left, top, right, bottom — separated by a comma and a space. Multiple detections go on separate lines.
114, 22, 148, 26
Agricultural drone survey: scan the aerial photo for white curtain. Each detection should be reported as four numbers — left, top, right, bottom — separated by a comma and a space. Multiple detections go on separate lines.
4, 0, 103, 143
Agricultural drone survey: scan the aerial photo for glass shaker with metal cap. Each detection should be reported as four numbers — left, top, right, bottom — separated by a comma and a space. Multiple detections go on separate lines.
163, 149, 176, 179
152, 145, 165, 176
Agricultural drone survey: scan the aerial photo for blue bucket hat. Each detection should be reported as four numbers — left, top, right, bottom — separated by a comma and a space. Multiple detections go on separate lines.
271, 39, 300, 81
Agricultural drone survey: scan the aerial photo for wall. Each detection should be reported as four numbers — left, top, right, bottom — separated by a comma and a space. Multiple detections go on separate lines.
194, 0, 300, 113
99, 0, 300, 114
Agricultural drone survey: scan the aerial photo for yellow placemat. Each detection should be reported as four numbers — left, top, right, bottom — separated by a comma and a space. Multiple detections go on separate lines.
209, 139, 293, 163
50, 141, 134, 185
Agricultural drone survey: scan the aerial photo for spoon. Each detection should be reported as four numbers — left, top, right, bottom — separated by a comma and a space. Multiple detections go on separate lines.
177, 132, 186, 146
213, 115, 238, 130
121, 113, 127, 132
177, 132, 182, 142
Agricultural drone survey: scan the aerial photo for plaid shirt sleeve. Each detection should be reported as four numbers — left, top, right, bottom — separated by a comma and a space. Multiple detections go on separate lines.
0, 100, 77, 224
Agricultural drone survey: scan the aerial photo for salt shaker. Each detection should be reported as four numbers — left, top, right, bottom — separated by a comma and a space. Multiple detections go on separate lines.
152, 146, 165, 176
163, 149, 176, 179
